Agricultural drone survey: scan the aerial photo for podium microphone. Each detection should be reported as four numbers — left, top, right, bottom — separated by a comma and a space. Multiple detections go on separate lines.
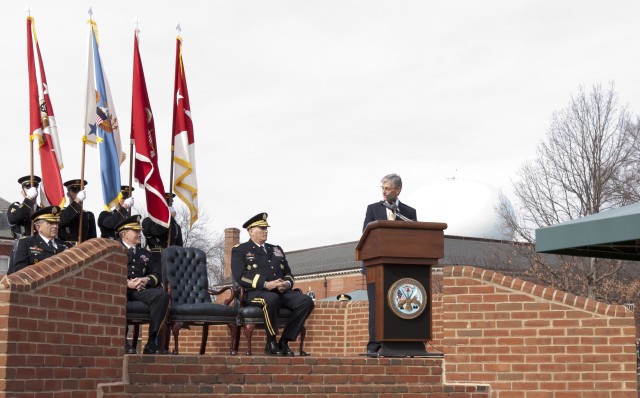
380, 192, 414, 222
380, 192, 398, 211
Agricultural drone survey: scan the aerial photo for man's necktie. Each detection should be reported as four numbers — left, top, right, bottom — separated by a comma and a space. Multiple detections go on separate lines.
388, 210, 396, 221
48, 240, 56, 254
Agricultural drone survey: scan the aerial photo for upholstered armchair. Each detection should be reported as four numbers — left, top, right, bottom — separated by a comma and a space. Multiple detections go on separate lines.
162, 246, 238, 354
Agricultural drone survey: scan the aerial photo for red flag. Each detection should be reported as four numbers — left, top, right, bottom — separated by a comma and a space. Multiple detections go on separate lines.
27, 17, 65, 207
172, 35, 198, 227
130, 31, 169, 227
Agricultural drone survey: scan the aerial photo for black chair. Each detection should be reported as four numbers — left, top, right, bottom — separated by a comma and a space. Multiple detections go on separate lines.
162, 246, 238, 355
126, 300, 152, 350
234, 285, 307, 356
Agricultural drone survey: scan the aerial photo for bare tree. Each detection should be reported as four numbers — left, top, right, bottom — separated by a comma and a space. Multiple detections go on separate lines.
172, 204, 226, 285
497, 82, 640, 300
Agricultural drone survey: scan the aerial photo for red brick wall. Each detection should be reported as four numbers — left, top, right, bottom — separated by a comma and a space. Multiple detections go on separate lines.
165, 298, 371, 357
177, 265, 638, 397
439, 265, 637, 398
0, 239, 635, 398
0, 238, 127, 398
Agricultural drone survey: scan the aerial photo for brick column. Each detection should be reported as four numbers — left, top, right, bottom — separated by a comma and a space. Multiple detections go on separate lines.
223, 228, 240, 280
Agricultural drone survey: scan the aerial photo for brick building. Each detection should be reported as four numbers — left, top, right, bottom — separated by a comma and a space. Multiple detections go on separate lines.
0, 197, 17, 273
222, 226, 534, 302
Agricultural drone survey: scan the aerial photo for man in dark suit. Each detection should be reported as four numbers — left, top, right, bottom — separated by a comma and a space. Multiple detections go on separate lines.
58, 179, 97, 244
7, 175, 42, 239
9, 206, 71, 274
98, 186, 135, 239
231, 212, 314, 356
362, 173, 417, 354
116, 215, 169, 355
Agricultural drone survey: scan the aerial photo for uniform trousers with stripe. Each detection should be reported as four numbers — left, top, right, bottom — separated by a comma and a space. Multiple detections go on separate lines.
246, 289, 314, 341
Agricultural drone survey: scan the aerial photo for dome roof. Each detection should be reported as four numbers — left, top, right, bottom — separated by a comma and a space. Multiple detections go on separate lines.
404, 179, 509, 240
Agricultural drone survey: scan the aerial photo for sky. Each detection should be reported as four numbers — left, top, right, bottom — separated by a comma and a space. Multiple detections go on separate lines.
2, 1, 640, 250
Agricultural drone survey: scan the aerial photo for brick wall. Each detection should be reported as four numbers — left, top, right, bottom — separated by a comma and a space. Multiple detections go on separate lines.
0, 238, 635, 398
175, 265, 638, 397
439, 265, 637, 398
157, 298, 371, 357
0, 238, 127, 398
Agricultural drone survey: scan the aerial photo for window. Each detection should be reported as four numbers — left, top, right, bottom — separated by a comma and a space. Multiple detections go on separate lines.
0, 256, 9, 274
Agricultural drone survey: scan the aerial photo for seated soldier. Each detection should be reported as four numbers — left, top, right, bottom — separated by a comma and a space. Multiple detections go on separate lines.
8, 206, 71, 274
7, 175, 42, 239
116, 215, 169, 355
98, 186, 135, 239
58, 179, 97, 243
231, 212, 314, 356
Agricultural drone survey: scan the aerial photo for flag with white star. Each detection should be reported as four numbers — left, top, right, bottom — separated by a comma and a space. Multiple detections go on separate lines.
27, 16, 65, 208
131, 29, 170, 228
172, 33, 199, 227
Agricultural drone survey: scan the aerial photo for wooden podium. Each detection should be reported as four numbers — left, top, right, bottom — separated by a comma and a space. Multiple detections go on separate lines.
356, 220, 447, 357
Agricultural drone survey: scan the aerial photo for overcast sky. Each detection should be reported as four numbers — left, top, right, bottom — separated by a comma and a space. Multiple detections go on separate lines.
2, 1, 640, 250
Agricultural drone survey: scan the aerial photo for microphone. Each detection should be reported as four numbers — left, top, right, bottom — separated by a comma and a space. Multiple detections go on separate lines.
380, 192, 398, 211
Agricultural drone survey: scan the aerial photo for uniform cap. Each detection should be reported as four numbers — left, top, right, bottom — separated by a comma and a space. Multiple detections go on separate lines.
18, 175, 42, 187
31, 206, 61, 223
120, 186, 135, 199
337, 294, 352, 302
242, 212, 270, 229
114, 215, 143, 232
64, 179, 88, 190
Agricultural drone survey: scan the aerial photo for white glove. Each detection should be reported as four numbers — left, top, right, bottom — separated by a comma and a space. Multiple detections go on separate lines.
76, 190, 86, 202
26, 187, 38, 200
124, 197, 134, 209
169, 206, 176, 216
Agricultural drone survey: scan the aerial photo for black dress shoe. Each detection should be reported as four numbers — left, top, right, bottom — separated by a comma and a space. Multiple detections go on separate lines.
278, 341, 294, 357
124, 341, 136, 355
264, 340, 284, 356
143, 342, 169, 355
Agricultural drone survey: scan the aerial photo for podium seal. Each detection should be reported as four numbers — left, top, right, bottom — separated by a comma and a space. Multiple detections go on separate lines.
387, 278, 428, 320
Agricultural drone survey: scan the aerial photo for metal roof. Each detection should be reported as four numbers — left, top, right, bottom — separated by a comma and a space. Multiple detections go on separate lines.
286, 235, 533, 277
535, 202, 640, 260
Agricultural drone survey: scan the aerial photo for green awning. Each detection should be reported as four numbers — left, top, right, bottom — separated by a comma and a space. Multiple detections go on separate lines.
535, 202, 640, 260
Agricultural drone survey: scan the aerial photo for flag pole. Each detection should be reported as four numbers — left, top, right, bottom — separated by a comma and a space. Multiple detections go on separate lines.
29, 127, 35, 236
75, 8, 95, 245
127, 20, 139, 200
27, 12, 36, 236
166, 24, 182, 248
77, 138, 87, 244
128, 139, 134, 199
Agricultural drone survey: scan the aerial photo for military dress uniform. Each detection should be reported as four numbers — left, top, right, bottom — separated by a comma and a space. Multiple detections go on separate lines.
98, 186, 134, 239
8, 206, 71, 274
142, 217, 183, 249
58, 179, 97, 243
116, 215, 169, 355
141, 192, 183, 251
231, 213, 314, 355
7, 175, 42, 238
